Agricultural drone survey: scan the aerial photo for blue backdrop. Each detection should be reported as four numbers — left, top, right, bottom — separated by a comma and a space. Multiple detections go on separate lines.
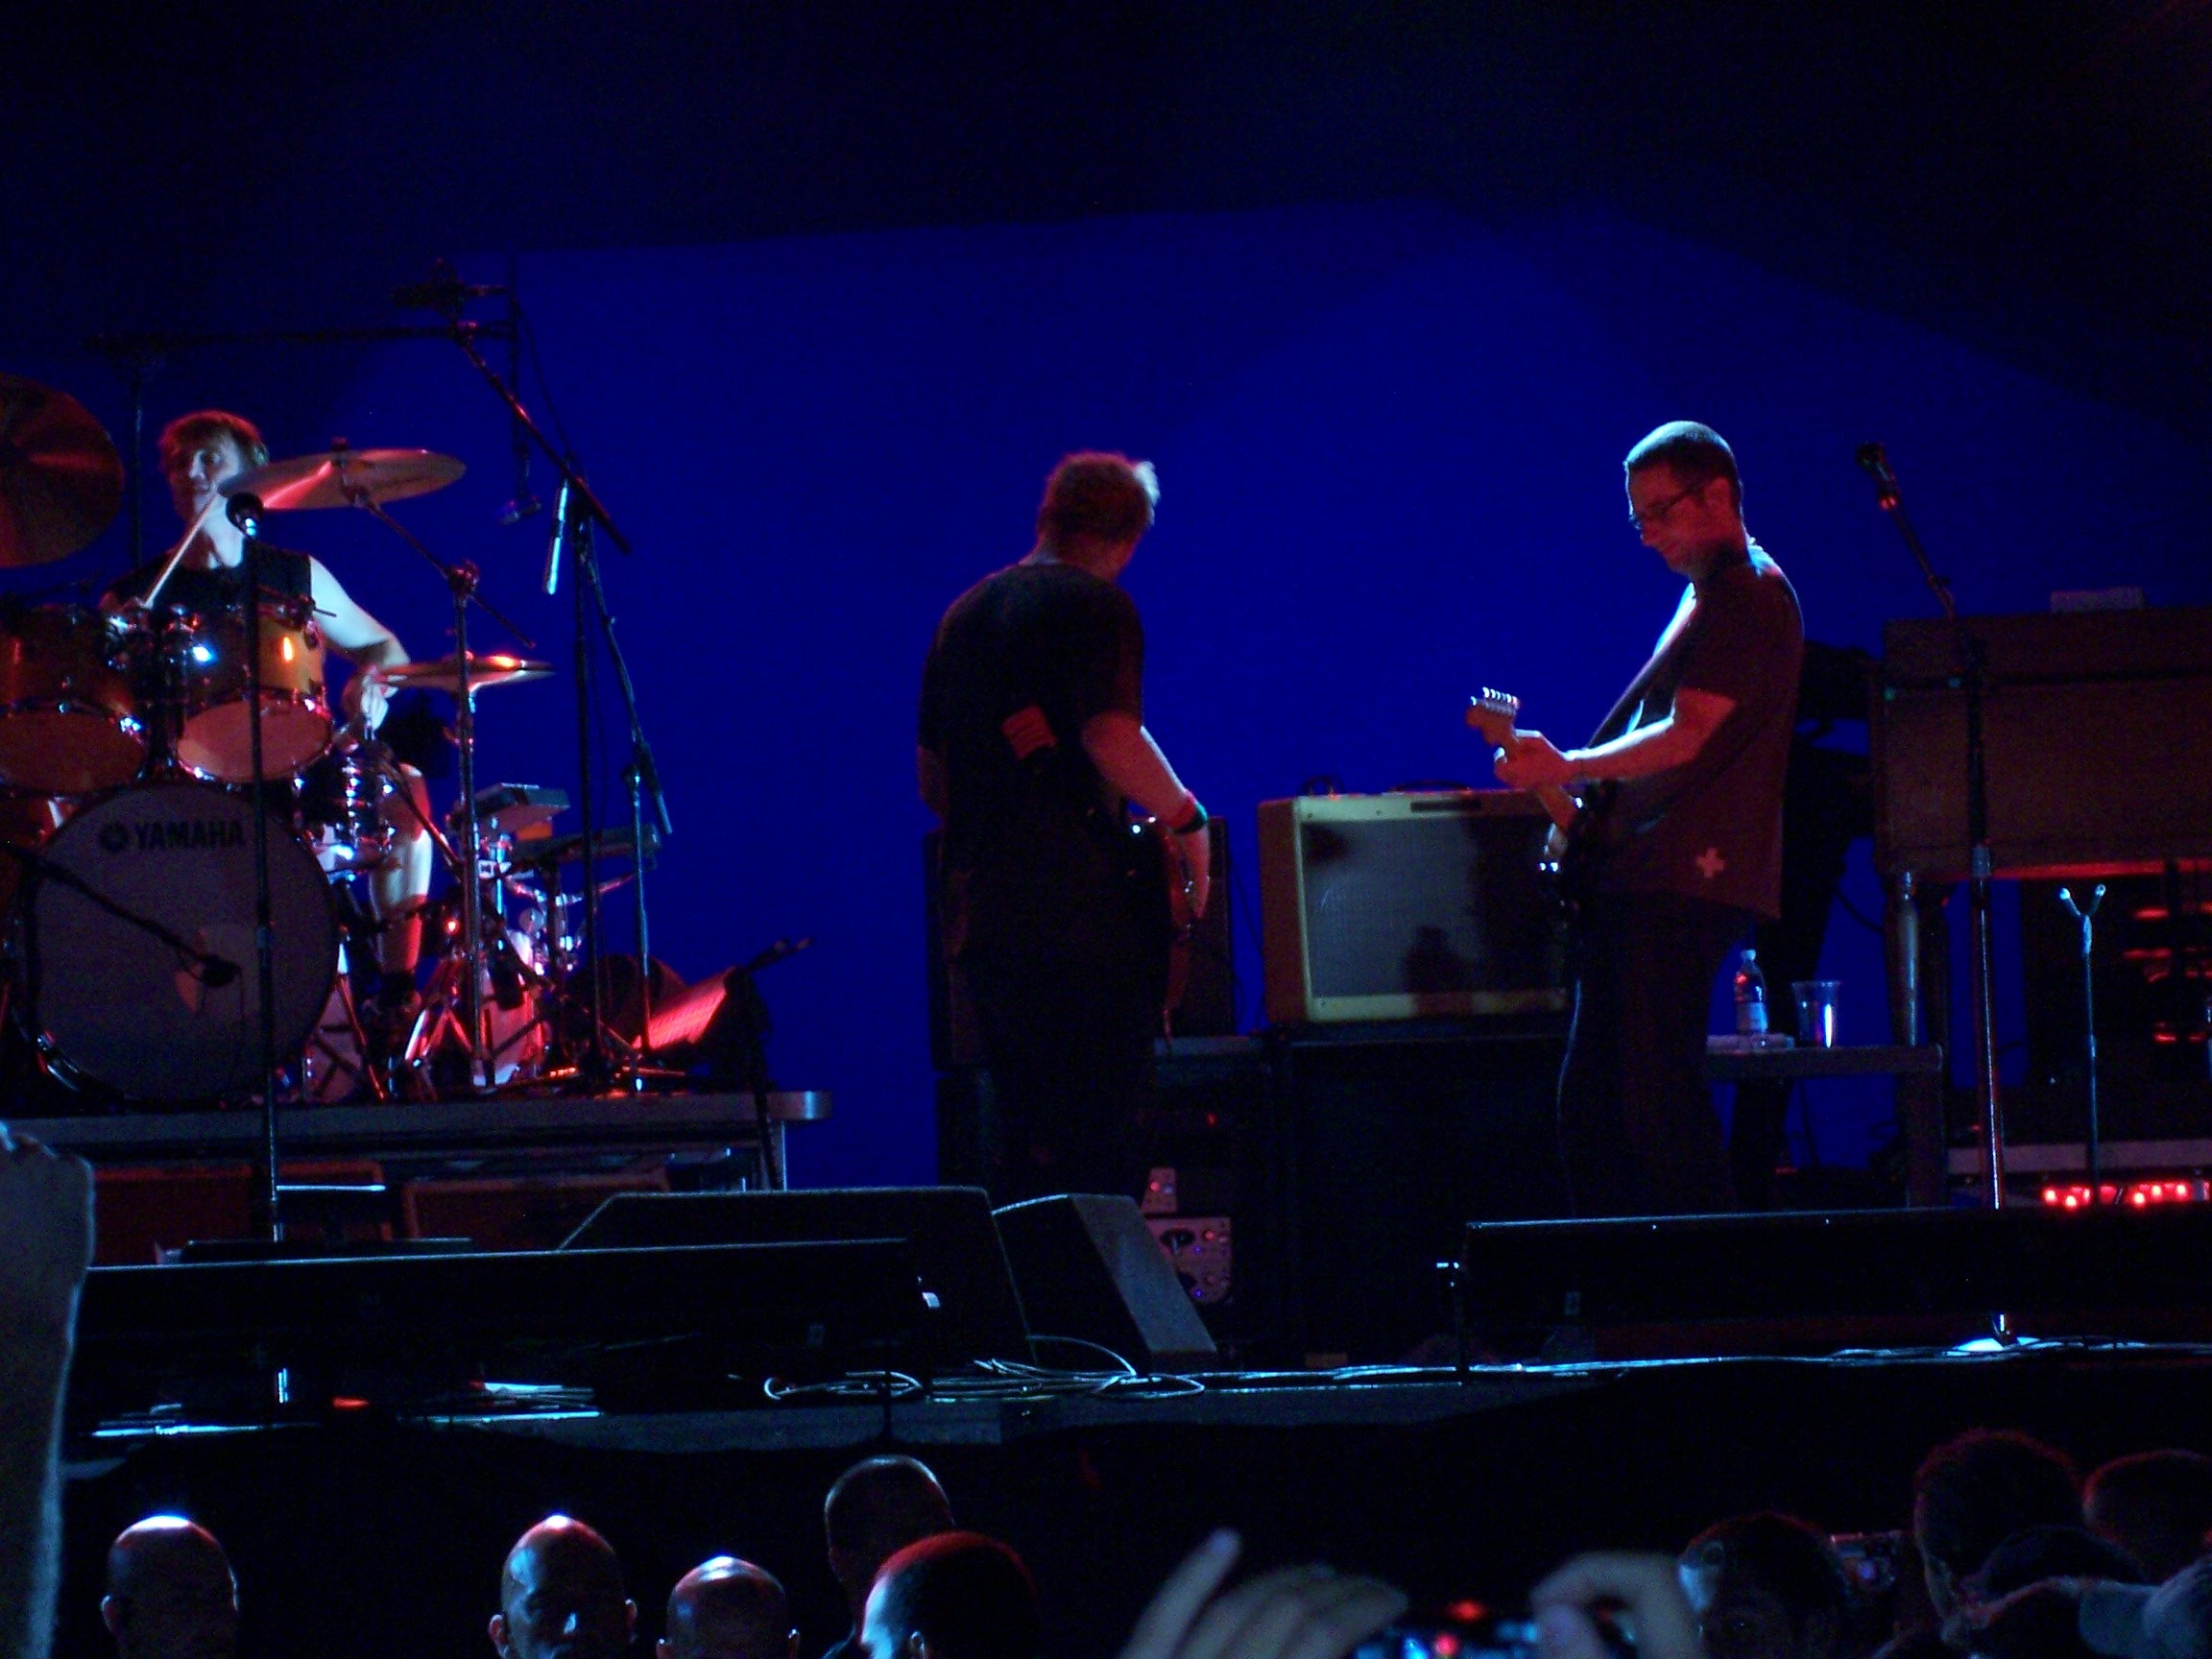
21, 200, 2211, 1186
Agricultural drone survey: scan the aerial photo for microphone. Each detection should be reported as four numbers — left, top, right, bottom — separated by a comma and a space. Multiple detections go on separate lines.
543, 474, 572, 596
392, 261, 507, 312
1857, 442, 1900, 509
226, 492, 265, 534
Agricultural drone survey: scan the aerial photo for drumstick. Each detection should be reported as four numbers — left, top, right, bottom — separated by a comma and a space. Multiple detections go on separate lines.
139, 490, 228, 612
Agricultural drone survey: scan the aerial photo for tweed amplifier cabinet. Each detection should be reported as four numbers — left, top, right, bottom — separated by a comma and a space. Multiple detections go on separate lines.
1259, 791, 1567, 1024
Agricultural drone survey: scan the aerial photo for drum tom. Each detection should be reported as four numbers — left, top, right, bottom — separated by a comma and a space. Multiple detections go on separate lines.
175, 603, 330, 782
299, 745, 397, 875
16, 780, 339, 1099
0, 606, 146, 794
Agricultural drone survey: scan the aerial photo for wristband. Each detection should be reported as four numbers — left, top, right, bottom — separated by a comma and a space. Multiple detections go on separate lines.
1169, 797, 1209, 836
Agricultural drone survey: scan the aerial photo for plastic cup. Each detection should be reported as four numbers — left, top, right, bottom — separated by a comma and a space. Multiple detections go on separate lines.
1792, 980, 1841, 1048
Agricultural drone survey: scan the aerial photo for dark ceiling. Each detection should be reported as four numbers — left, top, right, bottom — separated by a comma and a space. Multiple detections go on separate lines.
8, 2, 2209, 433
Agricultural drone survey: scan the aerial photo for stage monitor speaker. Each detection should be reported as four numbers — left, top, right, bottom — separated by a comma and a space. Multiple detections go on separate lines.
561, 1187, 1032, 1367
993, 1193, 1217, 1371
1259, 791, 1567, 1024
1460, 1206, 2212, 1353
74, 1239, 927, 1420
925, 820, 1234, 1070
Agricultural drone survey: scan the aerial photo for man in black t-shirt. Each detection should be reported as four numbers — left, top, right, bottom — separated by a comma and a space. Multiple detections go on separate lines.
1495, 422, 1802, 1215
919, 452, 1211, 1202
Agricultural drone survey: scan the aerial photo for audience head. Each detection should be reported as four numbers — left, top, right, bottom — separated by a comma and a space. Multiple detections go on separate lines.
860, 1532, 1039, 1659
1678, 1513, 1853, 1659
826, 1455, 956, 1615
102, 1517, 239, 1659
490, 1514, 637, 1659
1914, 1431, 2083, 1617
659, 1557, 796, 1659
2087, 1452, 2212, 1585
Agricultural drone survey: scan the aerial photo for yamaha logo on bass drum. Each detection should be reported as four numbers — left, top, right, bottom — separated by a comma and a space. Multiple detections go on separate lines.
97, 817, 250, 854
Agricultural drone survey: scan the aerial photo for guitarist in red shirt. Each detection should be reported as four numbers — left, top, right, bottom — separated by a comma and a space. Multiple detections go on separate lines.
1492, 422, 1802, 1216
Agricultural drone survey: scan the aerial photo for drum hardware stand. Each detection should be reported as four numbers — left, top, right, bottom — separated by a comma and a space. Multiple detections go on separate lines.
1859, 444, 2009, 1214
333, 465, 536, 1093
431, 297, 675, 1095
2056, 883, 2107, 1199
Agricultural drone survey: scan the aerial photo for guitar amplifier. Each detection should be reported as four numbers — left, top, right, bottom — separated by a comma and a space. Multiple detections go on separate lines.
1259, 791, 1567, 1024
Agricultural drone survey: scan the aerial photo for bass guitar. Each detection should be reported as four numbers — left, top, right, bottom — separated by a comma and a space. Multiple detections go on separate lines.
1464, 686, 1616, 911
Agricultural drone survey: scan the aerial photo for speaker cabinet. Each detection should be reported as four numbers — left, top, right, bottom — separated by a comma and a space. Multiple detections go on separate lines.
1259, 792, 1567, 1024
993, 1193, 1217, 1370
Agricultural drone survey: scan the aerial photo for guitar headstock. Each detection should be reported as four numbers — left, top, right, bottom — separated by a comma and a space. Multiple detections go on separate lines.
1464, 686, 1522, 747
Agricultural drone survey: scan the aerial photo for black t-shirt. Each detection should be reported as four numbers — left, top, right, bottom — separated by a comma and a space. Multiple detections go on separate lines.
104, 541, 314, 613
919, 560, 1146, 958
1588, 541, 1803, 918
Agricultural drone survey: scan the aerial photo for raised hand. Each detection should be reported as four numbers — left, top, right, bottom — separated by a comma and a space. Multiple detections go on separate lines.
1119, 1532, 1407, 1659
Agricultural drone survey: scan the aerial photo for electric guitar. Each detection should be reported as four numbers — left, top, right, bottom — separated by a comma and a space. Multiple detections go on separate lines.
1464, 687, 1617, 910
1126, 814, 1203, 1034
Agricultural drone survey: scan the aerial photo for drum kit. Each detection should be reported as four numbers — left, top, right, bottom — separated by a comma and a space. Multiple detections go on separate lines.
0, 372, 625, 1108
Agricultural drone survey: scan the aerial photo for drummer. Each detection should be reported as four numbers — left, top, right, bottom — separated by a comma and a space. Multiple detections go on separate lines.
101, 410, 434, 1028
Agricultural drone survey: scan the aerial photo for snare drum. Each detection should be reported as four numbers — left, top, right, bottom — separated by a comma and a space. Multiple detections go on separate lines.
175, 603, 331, 782
298, 746, 398, 874
0, 606, 146, 794
15, 779, 339, 1099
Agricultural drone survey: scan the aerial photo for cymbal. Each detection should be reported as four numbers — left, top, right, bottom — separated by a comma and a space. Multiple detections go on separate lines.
380, 653, 553, 695
0, 374, 124, 566
225, 446, 465, 512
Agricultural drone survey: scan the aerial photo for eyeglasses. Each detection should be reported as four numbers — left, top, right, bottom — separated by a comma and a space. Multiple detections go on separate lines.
1628, 479, 1708, 532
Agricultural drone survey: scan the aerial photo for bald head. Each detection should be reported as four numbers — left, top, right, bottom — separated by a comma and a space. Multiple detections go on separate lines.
491, 1515, 637, 1659
102, 1517, 238, 1659
659, 1557, 796, 1659
825, 1456, 955, 1614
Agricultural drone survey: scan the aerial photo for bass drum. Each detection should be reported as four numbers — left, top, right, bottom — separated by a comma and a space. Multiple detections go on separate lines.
15, 780, 339, 1100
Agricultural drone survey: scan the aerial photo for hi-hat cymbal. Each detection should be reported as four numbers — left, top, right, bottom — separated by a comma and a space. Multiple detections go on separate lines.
380, 653, 553, 695
0, 374, 124, 566
225, 446, 465, 512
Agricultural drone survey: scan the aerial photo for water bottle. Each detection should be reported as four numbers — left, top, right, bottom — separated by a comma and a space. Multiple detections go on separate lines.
1733, 948, 1769, 1037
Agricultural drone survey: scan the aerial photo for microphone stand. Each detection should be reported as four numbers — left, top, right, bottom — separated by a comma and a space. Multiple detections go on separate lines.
436, 309, 666, 1094
577, 511, 674, 1085
227, 494, 285, 1239
1860, 446, 2008, 1211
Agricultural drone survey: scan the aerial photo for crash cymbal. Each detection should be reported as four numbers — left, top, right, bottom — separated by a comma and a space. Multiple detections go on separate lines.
224, 445, 465, 512
0, 374, 124, 566
380, 653, 553, 695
